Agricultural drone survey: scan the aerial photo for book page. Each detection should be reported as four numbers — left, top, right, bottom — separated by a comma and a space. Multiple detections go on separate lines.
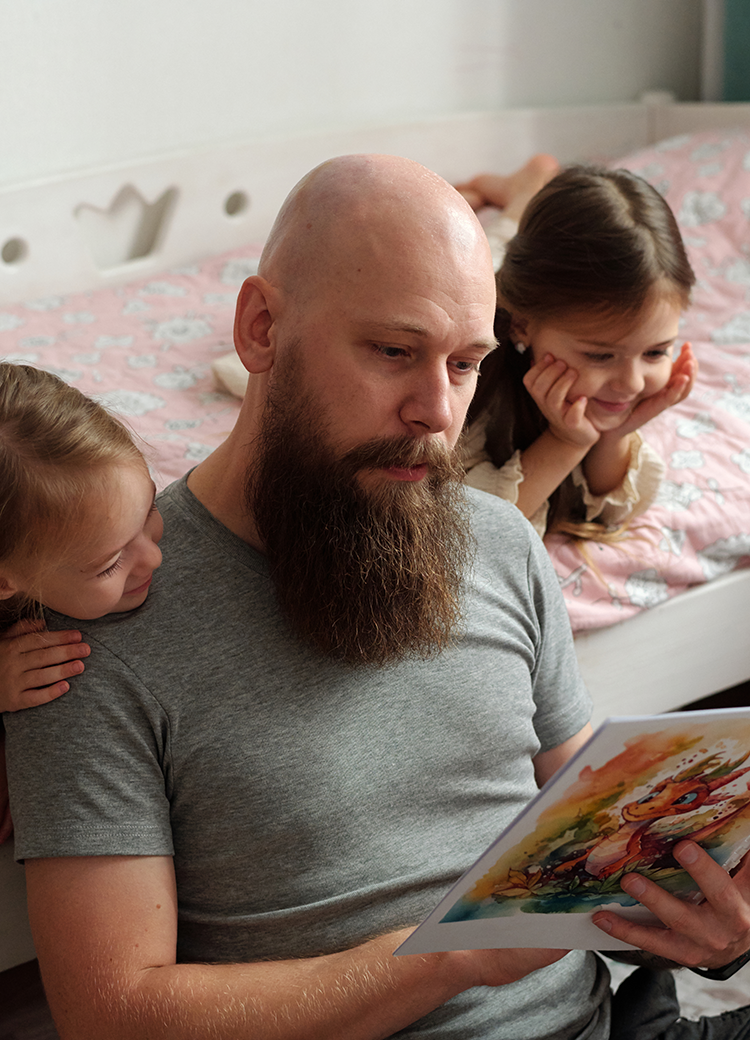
397, 709, 750, 954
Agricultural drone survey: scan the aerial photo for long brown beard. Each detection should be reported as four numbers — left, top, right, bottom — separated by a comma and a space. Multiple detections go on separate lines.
246, 375, 474, 666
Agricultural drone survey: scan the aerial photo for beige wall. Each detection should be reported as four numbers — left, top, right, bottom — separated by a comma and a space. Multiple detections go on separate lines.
0, 0, 702, 189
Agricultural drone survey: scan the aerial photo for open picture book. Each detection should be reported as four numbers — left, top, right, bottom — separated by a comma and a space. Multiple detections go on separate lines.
396, 709, 750, 955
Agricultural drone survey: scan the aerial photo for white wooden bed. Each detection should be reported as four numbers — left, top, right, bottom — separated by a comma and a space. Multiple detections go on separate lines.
2, 97, 750, 974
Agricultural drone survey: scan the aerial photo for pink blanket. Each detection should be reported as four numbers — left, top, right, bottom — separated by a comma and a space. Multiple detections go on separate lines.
0, 249, 254, 489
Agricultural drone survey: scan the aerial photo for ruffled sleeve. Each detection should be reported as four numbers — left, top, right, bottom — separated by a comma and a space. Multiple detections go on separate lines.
463, 422, 548, 537
571, 431, 665, 528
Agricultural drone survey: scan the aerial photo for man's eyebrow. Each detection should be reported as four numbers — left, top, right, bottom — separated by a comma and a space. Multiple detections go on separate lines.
355, 320, 498, 352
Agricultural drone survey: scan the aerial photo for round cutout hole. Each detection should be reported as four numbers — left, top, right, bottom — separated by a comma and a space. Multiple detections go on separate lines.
224, 191, 249, 217
1, 237, 28, 265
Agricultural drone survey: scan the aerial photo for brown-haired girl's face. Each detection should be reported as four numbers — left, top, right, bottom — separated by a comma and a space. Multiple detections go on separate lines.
24, 463, 163, 619
522, 294, 683, 433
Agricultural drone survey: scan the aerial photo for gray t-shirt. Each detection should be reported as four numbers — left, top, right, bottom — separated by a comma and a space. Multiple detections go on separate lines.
6, 478, 608, 1039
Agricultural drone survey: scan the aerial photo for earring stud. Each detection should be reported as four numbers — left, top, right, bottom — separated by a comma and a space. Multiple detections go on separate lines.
514, 341, 527, 354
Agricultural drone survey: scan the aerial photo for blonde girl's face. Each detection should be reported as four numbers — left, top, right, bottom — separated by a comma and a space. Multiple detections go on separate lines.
32, 462, 164, 620
523, 294, 683, 433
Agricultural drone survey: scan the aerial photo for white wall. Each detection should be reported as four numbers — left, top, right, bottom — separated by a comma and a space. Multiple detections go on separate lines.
0, 0, 701, 190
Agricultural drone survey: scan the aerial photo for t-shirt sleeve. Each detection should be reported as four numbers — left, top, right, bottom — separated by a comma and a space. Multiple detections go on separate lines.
467, 489, 593, 754
465, 450, 549, 537
4, 632, 174, 862
525, 527, 593, 752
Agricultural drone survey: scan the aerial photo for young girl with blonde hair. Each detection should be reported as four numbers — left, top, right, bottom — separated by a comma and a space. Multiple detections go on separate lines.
457, 163, 697, 540
0, 362, 163, 840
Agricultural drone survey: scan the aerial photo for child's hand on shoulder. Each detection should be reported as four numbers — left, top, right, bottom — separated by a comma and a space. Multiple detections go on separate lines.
0, 619, 90, 712
616, 342, 698, 437
523, 354, 601, 450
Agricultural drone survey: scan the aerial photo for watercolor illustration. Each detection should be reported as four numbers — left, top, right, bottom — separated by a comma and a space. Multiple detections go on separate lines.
441, 719, 750, 924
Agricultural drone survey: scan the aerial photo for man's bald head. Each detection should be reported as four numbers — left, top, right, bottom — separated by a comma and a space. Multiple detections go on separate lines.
258, 154, 492, 305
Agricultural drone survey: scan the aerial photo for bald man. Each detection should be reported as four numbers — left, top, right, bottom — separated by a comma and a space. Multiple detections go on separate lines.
6, 155, 750, 1040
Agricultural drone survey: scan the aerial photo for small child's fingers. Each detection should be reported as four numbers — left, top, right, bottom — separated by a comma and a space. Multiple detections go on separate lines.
23, 653, 86, 686
673, 343, 698, 381
562, 398, 600, 446
564, 396, 589, 427
23, 628, 83, 650
16, 677, 75, 709
18, 632, 88, 662
677, 341, 696, 363
522, 353, 555, 389
454, 174, 501, 209
545, 367, 579, 409
626, 377, 689, 431
524, 356, 571, 399
660, 373, 691, 409
4, 665, 81, 711
2, 617, 47, 639
672, 373, 692, 401
528, 367, 579, 423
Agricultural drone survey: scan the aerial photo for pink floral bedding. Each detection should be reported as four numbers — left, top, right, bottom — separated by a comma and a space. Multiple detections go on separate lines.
546, 129, 750, 631
0, 249, 256, 489
1, 128, 749, 635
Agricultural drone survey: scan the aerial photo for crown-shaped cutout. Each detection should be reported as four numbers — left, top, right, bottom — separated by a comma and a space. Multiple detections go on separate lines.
75, 184, 179, 270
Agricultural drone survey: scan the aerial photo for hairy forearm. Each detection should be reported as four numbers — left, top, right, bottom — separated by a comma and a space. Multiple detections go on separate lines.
515, 430, 589, 519
47, 931, 470, 1040
581, 433, 633, 497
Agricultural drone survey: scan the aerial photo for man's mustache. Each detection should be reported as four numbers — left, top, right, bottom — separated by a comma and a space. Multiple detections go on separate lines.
339, 436, 461, 482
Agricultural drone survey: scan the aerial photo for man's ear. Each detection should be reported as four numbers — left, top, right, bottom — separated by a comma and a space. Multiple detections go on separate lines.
233, 275, 279, 374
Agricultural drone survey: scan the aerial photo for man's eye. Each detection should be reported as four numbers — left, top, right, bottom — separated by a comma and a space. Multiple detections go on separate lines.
376, 344, 407, 359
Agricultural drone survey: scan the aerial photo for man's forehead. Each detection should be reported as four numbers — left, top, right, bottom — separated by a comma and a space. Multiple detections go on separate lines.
263, 154, 495, 299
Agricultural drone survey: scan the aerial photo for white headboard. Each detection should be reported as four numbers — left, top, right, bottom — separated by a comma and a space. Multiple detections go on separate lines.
2, 100, 750, 305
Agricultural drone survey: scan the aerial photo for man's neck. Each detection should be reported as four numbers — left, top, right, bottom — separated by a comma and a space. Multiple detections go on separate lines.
187, 438, 264, 552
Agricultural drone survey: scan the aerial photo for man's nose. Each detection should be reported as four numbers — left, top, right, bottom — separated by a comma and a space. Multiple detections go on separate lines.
399, 365, 454, 435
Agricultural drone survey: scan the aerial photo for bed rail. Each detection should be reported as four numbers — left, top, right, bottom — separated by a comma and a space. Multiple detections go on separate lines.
5, 100, 750, 305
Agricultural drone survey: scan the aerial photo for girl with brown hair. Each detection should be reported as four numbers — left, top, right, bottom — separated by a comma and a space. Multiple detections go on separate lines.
458, 163, 698, 540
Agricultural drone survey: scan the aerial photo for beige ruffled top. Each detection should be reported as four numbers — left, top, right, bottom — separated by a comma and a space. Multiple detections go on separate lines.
463, 419, 665, 538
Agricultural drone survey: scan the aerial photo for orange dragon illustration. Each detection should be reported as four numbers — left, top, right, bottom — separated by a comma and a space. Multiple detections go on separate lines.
439, 734, 750, 924
549, 751, 750, 883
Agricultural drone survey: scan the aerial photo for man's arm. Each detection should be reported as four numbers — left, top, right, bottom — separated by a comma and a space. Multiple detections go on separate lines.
533, 723, 592, 788
26, 855, 566, 1040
